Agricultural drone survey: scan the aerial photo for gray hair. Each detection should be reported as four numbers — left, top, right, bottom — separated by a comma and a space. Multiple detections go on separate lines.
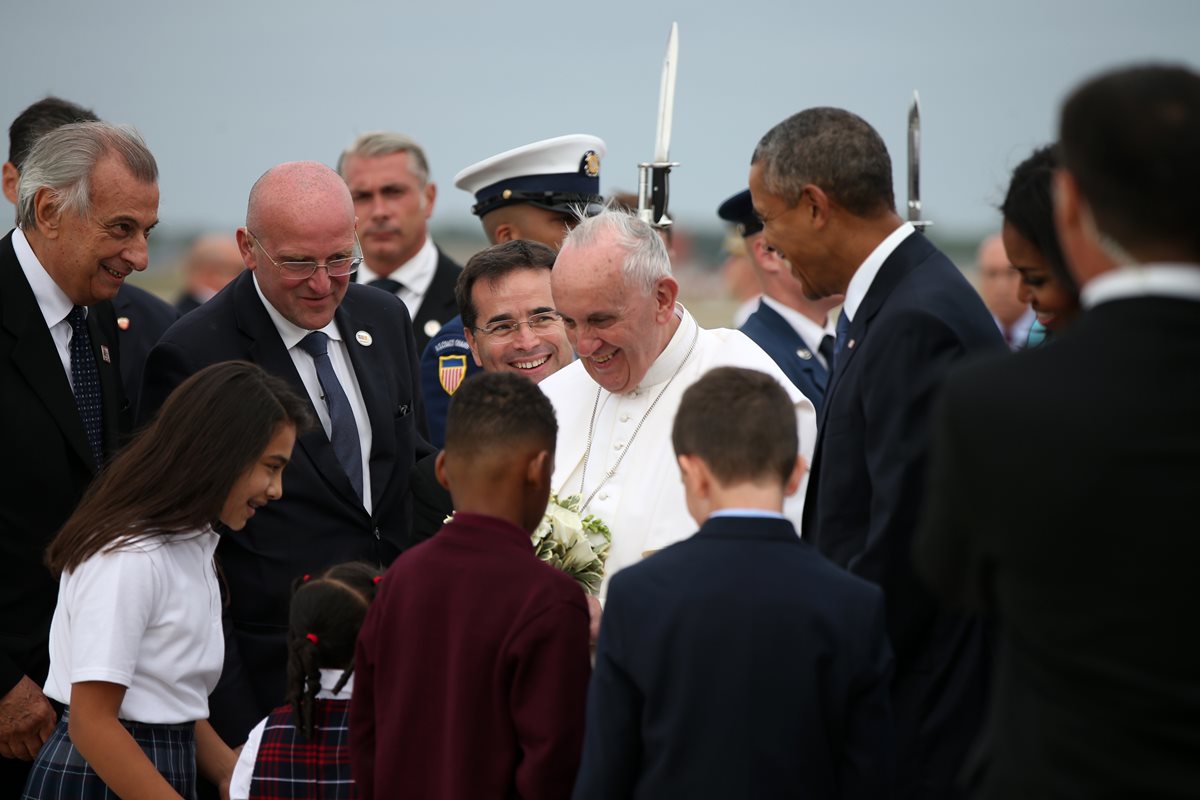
16, 121, 157, 230
751, 107, 895, 216
559, 207, 672, 293
336, 131, 430, 185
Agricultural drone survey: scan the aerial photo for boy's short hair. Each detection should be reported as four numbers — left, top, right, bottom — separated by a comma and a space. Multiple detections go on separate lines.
444, 372, 557, 458
672, 367, 797, 485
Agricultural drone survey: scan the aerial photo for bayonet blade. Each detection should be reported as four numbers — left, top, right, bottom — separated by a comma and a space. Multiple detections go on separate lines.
907, 90, 921, 223
907, 90, 931, 230
653, 22, 679, 163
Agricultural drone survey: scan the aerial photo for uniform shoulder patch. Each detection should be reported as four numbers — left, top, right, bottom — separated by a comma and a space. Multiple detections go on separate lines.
438, 354, 468, 395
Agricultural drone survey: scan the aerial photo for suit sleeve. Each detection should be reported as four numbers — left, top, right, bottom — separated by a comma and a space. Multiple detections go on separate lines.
856, 310, 965, 653
418, 327, 481, 450
838, 589, 896, 800
508, 595, 591, 800
571, 583, 642, 800
137, 337, 196, 425
914, 376, 991, 611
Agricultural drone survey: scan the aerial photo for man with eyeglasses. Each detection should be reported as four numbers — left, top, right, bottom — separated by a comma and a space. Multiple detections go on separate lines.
409, 239, 574, 543
139, 161, 430, 752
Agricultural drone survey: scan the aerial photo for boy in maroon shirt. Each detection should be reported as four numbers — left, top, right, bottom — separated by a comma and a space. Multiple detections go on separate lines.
350, 372, 591, 799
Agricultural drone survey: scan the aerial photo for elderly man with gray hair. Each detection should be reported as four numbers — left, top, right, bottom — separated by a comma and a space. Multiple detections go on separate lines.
539, 209, 817, 598
338, 131, 461, 351
0, 121, 157, 792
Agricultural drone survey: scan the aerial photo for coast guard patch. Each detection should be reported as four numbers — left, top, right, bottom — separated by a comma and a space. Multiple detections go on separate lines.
439, 354, 468, 395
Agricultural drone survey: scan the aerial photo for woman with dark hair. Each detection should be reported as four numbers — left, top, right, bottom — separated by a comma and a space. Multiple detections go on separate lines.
1002, 144, 1082, 341
229, 561, 381, 799
24, 361, 312, 799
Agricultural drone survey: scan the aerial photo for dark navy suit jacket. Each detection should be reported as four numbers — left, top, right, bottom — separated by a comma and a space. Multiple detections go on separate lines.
112, 283, 178, 411
364, 247, 461, 354
740, 299, 830, 415
139, 269, 430, 745
0, 231, 129, 793
917, 294, 1200, 797
573, 515, 895, 800
803, 229, 1005, 799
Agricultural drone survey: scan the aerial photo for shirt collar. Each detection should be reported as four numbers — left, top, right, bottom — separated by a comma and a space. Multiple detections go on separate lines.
251, 272, 342, 349
357, 235, 437, 294
1081, 264, 1200, 308
12, 227, 76, 330
842, 222, 915, 322
760, 295, 830, 353
317, 669, 354, 700
708, 508, 788, 521
638, 303, 695, 389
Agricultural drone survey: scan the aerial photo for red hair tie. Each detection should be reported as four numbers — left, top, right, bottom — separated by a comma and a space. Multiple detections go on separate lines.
373, 576, 383, 585
302, 574, 311, 582
306, 633, 319, 645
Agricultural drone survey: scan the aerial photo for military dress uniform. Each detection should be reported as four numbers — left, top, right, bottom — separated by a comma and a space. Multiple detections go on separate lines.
419, 134, 606, 446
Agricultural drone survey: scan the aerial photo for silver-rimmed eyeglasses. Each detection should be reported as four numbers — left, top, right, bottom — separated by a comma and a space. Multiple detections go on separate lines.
248, 231, 363, 279
472, 312, 564, 341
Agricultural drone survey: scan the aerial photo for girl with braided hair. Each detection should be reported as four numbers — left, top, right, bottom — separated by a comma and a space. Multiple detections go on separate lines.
229, 562, 380, 800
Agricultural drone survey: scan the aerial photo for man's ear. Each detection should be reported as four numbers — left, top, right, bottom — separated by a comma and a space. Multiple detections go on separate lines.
33, 187, 63, 238
493, 222, 517, 243
434, 450, 450, 491
653, 275, 680, 321
1053, 167, 1113, 285
784, 455, 807, 498
422, 181, 437, 218
464, 328, 483, 368
804, 185, 832, 230
526, 449, 552, 486
235, 227, 258, 271
750, 235, 786, 276
2, 162, 19, 205
677, 453, 709, 497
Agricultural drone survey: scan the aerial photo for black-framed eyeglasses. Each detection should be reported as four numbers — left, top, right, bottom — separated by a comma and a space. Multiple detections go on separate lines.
248, 231, 363, 279
472, 312, 564, 341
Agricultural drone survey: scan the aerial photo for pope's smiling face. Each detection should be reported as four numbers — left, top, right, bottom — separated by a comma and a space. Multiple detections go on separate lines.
551, 234, 678, 395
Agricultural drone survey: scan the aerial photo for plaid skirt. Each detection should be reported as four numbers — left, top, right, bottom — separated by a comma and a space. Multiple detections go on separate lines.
22, 709, 197, 799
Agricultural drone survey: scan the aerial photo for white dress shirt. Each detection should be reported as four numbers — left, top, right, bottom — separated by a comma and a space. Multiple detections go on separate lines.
12, 226, 80, 388
761, 295, 835, 369
356, 235, 437, 321
1081, 264, 1200, 307
44, 528, 224, 723
253, 274, 374, 513
842, 222, 916, 323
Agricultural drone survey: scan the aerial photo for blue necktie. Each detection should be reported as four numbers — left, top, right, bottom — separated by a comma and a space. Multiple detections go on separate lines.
368, 277, 402, 295
298, 331, 363, 502
67, 306, 104, 468
832, 309, 851, 371
818, 333, 836, 372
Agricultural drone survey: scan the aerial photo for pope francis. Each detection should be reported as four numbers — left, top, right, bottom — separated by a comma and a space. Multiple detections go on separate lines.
540, 209, 817, 596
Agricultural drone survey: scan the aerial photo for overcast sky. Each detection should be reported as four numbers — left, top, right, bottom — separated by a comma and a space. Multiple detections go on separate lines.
3, 0, 1197, 241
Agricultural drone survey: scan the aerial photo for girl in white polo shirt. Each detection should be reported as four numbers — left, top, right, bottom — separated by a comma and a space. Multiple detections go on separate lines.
22, 361, 313, 800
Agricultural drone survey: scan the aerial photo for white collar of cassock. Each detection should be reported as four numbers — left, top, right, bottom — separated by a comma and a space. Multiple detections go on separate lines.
634, 303, 694, 390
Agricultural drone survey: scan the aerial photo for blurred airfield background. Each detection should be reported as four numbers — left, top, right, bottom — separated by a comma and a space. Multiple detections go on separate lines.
3, 0, 1197, 327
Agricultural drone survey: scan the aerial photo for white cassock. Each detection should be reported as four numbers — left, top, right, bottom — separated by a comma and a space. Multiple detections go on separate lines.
538, 305, 817, 597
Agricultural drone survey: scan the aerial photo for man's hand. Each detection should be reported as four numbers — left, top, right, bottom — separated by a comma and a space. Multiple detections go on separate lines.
0, 676, 56, 760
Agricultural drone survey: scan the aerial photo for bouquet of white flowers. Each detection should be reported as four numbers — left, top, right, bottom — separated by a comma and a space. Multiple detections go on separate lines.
530, 494, 612, 596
